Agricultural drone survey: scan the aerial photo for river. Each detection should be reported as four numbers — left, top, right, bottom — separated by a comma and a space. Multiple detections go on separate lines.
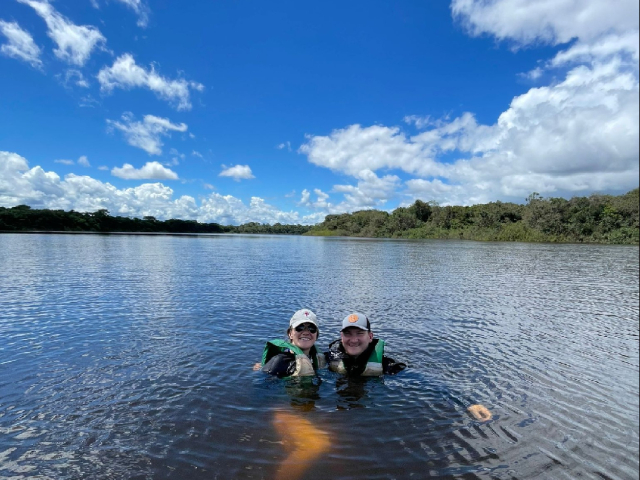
0, 233, 638, 479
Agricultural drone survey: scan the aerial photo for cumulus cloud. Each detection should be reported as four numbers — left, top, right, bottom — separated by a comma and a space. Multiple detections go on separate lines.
18, 0, 106, 66
97, 54, 203, 110
299, 0, 639, 206
299, 188, 334, 212
114, 0, 150, 28
111, 161, 178, 180
0, 20, 42, 68
277, 141, 292, 151
106, 113, 188, 155
403, 115, 433, 129
198, 194, 310, 225
451, 0, 638, 46
0, 151, 319, 225
219, 164, 255, 181
332, 170, 402, 211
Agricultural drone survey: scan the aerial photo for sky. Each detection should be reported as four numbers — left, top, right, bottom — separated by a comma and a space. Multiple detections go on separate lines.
0, 0, 638, 225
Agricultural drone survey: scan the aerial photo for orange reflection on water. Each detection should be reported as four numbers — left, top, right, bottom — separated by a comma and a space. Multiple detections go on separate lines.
272, 410, 331, 480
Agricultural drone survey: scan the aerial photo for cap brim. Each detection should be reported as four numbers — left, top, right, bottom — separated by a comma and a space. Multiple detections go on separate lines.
291, 319, 318, 329
341, 325, 368, 331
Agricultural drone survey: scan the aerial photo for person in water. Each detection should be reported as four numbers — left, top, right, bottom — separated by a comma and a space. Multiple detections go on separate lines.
255, 309, 326, 378
325, 312, 407, 376
325, 312, 492, 421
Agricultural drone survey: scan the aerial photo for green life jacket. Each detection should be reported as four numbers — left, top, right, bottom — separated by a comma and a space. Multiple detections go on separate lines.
261, 339, 324, 376
330, 339, 385, 376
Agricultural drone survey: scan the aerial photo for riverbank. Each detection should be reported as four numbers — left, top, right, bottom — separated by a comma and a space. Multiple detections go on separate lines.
304, 189, 639, 245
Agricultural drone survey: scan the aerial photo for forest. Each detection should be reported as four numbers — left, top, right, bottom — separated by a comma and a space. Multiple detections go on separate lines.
1, 189, 637, 244
0, 207, 311, 235
306, 189, 639, 244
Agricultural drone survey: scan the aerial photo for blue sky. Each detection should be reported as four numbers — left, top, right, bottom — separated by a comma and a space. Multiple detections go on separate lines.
1, 0, 638, 225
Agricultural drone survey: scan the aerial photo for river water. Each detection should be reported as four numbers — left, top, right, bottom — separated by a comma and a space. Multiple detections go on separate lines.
0, 233, 638, 480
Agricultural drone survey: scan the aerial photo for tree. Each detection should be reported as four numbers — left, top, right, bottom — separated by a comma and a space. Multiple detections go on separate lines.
408, 199, 432, 222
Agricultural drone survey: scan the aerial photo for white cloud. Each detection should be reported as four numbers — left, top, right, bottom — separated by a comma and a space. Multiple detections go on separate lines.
550, 31, 639, 67
0, 151, 320, 225
113, 0, 150, 28
299, 188, 334, 212
60, 69, 89, 88
219, 164, 255, 181
299, 189, 311, 205
54, 155, 91, 167
111, 161, 178, 180
169, 148, 185, 159
521, 66, 543, 80
300, 0, 639, 206
191, 150, 203, 158
97, 54, 203, 110
1, 151, 62, 206
106, 113, 188, 155
403, 115, 433, 129
451, 0, 638, 46
18, 0, 106, 66
79, 95, 99, 108
300, 124, 429, 177
54, 159, 74, 165
197, 194, 312, 225
331, 170, 401, 212
0, 20, 42, 68
277, 141, 292, 151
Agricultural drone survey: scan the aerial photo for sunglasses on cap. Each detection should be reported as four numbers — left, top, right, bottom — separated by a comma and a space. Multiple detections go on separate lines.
294, 323, 318, 334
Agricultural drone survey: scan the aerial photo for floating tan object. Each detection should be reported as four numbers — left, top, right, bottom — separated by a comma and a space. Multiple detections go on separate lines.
272, 411, 331, 480
467, 404, 492, 421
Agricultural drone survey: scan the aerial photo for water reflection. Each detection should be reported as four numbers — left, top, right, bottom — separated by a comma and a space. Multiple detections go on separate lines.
0, 234, 638, 479
334, 376, 372, 410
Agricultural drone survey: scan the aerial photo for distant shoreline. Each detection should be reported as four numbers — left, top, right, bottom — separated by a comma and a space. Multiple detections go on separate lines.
2, 189, 638, 245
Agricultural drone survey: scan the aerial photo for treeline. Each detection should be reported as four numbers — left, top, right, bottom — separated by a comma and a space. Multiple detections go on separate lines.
1, 189, 638, 244
0, 206, 311, 235
305, 189, 639, 245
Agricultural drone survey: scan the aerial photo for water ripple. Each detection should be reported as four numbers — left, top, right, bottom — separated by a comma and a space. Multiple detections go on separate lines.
0, 234, 638, 479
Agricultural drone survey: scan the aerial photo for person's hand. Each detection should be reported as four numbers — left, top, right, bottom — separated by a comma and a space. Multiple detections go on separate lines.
252, 363, 262, 371
467, 404, 492, 421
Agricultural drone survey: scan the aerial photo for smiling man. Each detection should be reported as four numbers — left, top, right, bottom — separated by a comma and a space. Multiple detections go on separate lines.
325, 312, 493, 422
325, 312, 407, 376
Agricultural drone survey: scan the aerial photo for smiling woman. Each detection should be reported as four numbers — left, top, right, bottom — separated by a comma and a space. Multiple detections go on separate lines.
254, 309, 327, 378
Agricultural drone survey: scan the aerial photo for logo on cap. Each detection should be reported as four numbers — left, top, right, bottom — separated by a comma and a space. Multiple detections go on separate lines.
348, 314, 359, 323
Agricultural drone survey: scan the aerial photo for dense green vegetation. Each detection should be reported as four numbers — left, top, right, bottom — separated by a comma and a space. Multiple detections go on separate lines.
1, 189, 637, 244
306, 189, 639, 245
0, 207, 311, 235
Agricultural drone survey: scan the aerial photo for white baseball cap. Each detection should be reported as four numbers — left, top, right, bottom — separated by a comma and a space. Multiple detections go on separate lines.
289, 309, 319, 330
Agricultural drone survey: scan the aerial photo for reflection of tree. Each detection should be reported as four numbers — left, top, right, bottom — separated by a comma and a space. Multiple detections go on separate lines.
284, 376, 322, 412
335, 376, 371, 410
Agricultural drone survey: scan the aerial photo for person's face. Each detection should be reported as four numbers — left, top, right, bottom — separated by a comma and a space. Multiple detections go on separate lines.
340, 327, 373, 358
289, 323, 318, 353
